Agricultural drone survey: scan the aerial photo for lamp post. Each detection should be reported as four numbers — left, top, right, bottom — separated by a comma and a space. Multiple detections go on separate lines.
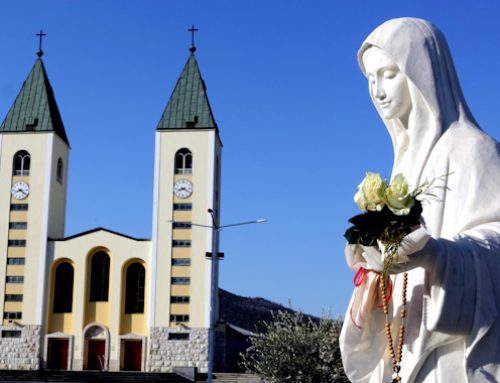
191, 210, 266, 383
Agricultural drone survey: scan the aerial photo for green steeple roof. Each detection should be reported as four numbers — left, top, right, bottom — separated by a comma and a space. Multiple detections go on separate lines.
0, 58, 69, 145
157, 53, 217, 130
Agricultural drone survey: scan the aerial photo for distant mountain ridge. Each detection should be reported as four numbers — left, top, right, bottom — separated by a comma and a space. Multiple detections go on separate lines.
219, 289, 318, 333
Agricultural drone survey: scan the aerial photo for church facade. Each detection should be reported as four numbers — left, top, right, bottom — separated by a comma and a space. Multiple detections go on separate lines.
0, 47, 222, 372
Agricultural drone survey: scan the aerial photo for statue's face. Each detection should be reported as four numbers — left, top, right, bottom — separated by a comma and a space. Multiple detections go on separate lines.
362, 47, 412, 122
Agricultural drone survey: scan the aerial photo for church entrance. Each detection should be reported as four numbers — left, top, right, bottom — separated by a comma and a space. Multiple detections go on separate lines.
86, 339, 105, 370
47, 338, 69, 370
121, 339, 142, 371
83, 323, 109, 371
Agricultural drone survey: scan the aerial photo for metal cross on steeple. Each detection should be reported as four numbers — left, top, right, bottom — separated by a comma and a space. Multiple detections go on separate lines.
188, 25, 198, 53
36, 30, 46, 57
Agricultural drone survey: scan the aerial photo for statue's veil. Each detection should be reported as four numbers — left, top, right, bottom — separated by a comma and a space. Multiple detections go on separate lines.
357, 18, 478, 189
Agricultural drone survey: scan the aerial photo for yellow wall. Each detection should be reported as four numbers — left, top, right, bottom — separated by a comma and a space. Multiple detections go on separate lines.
120, 314, 146, 335
48, 230, 151, 366
4, 302, 22, 311
48, 313, 73, 333
9, 211, 28, 222
171, 285, 190, 296
171, 267, 190, 277
5, 284, 23, 294
85, 302, 110, 326
170, 304, 189, 315
172, 230, 191, 240
9, 229, 27, 240
5, 265, 24, 275
7, 247, 25, 257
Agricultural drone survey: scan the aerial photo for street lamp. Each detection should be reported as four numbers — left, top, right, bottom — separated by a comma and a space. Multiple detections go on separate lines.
192, 209, 266, 383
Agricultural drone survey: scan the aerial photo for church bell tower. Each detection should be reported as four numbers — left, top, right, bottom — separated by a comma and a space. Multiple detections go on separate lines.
0, 48, 69, 368
148, 43, 222, 371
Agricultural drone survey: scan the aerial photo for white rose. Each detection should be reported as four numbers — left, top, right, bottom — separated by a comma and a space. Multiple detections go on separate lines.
385, 173, 414, 215
354, 172, 386, 212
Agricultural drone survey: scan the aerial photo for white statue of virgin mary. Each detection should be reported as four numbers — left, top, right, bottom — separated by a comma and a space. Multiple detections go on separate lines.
340, 18, 500, 382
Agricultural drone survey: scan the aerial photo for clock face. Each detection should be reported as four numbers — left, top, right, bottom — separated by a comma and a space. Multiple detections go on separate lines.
11, 181, 30, 200
174, 179, 193, 199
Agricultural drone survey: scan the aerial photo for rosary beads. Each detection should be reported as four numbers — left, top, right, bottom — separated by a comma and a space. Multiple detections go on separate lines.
379, 272, 408, 383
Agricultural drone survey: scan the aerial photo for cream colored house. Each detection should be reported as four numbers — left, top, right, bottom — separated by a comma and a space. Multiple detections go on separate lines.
0, 48, 222, 373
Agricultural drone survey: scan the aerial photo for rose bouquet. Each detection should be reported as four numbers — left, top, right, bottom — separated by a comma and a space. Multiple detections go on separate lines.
344, 172, 435, 381
344, 173, 422, 276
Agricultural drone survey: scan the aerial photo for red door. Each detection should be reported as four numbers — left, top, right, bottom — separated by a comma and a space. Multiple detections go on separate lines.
86, 340, 105, 370
47, 338, 69, 370
122, 340, 142, 371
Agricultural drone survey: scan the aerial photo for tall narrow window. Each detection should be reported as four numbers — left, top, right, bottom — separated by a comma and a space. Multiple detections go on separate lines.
13, 151, 31, 176
10, 204, 28, 211
53, 262, 74, 313
173, 203, 192, 211
215, 156, 220, 202
172, 240, 191, 247
90, 251, 110, 301
172, 222, 192, 229
125, 263, 145, 314
9, 222, 27, 229
171, 277, 190, 285
56, 158, 63, 183
6, 276, 24, 283
170, 314, 189, 323
175, 148, 193, 174
3, 312, 22, 320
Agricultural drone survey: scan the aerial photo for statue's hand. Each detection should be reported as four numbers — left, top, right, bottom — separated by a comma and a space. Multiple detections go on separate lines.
360, 245, 384, 272
360, 228, 432, 274
399, 226, 431, 257
388, 227, 433, 274
347, 228, 433, 274
344, 243, 367, 272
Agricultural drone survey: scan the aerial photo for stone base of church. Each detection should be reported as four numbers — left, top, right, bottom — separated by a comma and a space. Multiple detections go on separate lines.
0, 325, 41, 370
148, 327, 209, 373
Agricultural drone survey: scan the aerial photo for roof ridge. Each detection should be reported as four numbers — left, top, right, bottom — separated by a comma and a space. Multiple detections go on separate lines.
50, 227, 150, 242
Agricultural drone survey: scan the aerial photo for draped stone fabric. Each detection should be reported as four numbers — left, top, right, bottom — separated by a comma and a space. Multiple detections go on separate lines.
340, 18, 500, 382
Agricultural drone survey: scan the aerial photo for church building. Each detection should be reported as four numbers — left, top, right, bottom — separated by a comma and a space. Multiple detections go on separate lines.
0, 40, 222, 373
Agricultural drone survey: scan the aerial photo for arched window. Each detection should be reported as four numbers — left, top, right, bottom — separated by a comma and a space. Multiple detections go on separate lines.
56, 158, 63, 183
175, 148, 192, 174
90, 251, 110, 302
13, 150, 31, 176
125, 263, 145, 314
53, 262, 74, 313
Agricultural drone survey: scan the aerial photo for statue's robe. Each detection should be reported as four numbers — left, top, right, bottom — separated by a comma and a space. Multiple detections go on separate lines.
341, 18, 500, 383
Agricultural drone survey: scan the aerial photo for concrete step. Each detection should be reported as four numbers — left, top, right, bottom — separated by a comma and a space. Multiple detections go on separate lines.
198, 373, 267, 383
0, 370, 192, 382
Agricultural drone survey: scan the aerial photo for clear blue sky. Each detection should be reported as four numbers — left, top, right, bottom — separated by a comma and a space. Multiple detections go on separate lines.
1, 1, 499, 317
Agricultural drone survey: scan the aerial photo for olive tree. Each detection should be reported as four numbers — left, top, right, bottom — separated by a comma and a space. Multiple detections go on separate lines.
241, 310, 348, 383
